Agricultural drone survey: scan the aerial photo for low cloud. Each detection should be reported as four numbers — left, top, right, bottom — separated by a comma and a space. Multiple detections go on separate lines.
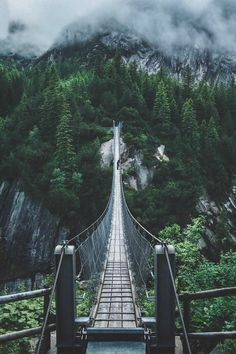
1, 0, 236, 56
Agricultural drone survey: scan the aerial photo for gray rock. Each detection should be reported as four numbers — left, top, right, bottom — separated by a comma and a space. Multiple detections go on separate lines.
197, 191, 236, 253
100, 139, 114, 168
0, 181, 70, 281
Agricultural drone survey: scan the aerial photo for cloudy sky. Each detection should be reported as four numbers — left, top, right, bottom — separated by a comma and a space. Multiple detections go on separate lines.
1, 0, 236, 55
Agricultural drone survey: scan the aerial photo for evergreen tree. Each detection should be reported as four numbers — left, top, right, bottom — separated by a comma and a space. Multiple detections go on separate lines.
55, 101, 76, 176
227, 77, 236, 127
170, 97, 179, 126
142, 75, 156, 110
39, 86, 65, 140
182, 65, 194, 99
42, 64, 59, 90
215, 208, 231, 253
93, 50, 104, 77
153, 81, 171, 133
207, 117, 219, 147
181, 99, 199, 150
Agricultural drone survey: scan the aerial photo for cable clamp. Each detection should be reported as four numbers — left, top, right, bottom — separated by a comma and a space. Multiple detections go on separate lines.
62, 240, 69, 248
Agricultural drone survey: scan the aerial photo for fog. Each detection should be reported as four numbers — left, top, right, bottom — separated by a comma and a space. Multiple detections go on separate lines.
1, 0, 236, 56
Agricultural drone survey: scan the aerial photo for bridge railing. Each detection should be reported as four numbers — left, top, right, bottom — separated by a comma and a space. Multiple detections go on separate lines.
0, 288, 54, 352
119, 179, 178, 353
120, 176, 163, 290
179, 287, 236, 354
74, 195, 114, 279
68, 127, 116, 280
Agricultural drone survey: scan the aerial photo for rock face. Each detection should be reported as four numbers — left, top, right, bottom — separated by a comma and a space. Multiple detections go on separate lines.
225, 193, 236, 244
0, 181, 69, 283
197, 193, 236, 256
100, 32, 236, 82
100, 139, 114, 168
100, 138, 155, 191
0, 273, 45, 293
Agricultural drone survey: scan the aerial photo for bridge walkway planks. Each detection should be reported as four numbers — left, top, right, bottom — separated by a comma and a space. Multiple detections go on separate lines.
93, 126, 137, 328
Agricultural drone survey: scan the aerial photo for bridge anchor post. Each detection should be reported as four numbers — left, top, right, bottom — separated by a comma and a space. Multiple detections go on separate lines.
154, 244, 176, 354
55, 245, 76, 354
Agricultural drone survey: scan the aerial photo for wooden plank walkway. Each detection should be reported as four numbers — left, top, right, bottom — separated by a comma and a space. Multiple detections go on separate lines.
94, 127, 137, 328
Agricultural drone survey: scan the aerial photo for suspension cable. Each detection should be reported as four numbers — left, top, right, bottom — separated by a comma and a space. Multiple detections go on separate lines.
120, 175, 163, 245
68, 195, 111, 244
163, 244, 192, 354
35, 243, 66, 354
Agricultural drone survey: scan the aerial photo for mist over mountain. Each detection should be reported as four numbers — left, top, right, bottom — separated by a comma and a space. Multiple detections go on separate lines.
1, 0, 236, 58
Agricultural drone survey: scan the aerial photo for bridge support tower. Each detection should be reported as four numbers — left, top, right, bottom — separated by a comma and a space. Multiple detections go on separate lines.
55, 245, 77, 354
154, 245, 176, 354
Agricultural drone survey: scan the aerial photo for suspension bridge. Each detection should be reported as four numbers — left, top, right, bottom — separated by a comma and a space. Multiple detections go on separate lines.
50, 123, 179, 354
0, 123, 235, 354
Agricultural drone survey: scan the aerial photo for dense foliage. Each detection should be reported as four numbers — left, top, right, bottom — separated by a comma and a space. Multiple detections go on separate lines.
0, 50, 236, 353
1, 54, 236, 228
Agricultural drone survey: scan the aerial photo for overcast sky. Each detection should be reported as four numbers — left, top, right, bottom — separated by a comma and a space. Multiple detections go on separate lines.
1, 0, 236, 55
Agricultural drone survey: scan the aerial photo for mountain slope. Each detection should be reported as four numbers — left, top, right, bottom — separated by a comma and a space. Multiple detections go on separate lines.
2, 23, 236, 82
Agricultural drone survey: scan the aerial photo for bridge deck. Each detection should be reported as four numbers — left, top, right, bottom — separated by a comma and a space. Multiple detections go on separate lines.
86, 341, 145, 353
94, 127, 137, 328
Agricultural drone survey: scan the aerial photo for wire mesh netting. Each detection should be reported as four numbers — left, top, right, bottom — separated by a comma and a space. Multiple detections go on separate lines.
121, 187, 154, 289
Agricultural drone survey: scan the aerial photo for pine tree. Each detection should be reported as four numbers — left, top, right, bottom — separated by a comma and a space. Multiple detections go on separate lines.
42, 64, 59, 90
182, 65, 194, 99
215, 208, 231, 253
93, 50, 104, 77
207, 117, 219, 147
181, 99, 200, 150
170, 97, 179, 126
142, 75, 156, 110
227, 77, 236, 124
39, 86, 65, 141
55, 101, 76, 176
153, 81, 171, 133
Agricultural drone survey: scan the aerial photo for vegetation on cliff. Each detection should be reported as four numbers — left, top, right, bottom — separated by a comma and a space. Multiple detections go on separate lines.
0, 51, 235, 352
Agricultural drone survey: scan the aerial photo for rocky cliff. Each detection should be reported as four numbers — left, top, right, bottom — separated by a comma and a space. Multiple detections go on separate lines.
0, 181, 69, 285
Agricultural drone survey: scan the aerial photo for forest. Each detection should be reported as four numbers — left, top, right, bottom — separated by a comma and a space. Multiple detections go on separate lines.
0, 50, 236, 353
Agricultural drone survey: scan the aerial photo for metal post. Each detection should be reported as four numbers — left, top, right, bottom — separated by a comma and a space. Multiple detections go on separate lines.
183, 300, 190, 354
43, 292, 51, 353
154, 245, 175, 354
55, 245, 76, 353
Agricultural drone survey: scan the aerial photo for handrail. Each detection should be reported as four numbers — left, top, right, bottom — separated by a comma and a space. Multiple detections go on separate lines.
180, 287, 236, 301
180, 286, 236, 353
181, 331, 236, 340
0, 324, 56, 343
0, 287, 52, 350
0, 288, 51, 305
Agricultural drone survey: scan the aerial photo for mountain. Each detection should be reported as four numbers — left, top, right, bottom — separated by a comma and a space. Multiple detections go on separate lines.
55, 30, 236, 82
1, 22, 236, 82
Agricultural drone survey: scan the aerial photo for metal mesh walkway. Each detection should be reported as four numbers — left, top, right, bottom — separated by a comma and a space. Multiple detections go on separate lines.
93, 126, 137, 328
